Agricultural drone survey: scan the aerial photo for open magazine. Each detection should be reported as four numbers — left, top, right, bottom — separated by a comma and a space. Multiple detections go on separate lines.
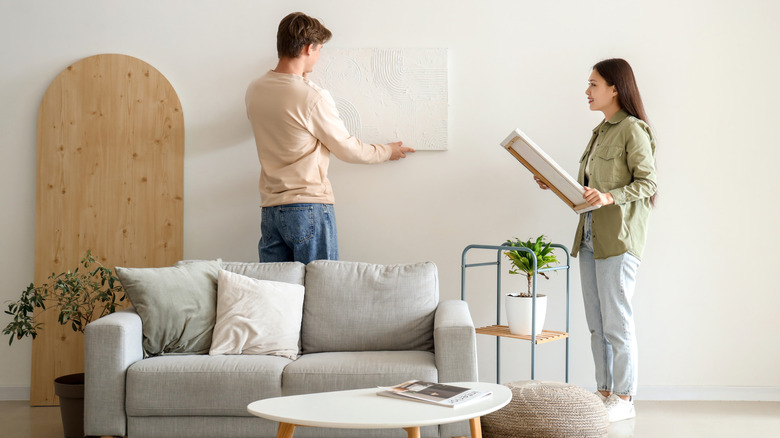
377, 380, 492, 408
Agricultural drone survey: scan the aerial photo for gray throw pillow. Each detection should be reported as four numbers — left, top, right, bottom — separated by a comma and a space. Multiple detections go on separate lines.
116, 260, 221, 356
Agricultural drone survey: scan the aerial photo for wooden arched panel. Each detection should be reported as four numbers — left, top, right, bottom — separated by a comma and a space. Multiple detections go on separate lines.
33, 54, 184, 405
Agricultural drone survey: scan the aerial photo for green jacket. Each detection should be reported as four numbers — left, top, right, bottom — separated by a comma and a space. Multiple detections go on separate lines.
572, 110, 657, 260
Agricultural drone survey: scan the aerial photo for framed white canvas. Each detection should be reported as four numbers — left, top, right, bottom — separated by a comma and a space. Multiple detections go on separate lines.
308, 48, 448, 151
501, 129, 599, 214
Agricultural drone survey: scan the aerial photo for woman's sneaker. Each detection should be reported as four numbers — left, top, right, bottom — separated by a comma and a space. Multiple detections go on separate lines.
595, 391, 608, 403
605, 394, 635, 422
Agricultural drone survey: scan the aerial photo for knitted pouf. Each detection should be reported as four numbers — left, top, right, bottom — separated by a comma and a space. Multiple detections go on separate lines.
481, 380, 609, 438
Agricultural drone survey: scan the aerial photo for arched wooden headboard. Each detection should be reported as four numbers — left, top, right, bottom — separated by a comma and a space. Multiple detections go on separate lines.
33, 54, 184, 405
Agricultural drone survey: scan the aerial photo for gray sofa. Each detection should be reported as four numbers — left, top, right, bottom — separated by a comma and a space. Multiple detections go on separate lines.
84, 260, 478, 438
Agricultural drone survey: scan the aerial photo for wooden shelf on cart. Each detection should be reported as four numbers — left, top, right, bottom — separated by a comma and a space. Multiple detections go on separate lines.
475, 325, 569, 344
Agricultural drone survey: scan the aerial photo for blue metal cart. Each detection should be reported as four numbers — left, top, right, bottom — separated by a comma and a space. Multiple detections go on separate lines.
460, 243, 571, 383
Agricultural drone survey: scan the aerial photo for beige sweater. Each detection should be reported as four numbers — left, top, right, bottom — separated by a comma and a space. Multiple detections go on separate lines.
246, 70, 392, 207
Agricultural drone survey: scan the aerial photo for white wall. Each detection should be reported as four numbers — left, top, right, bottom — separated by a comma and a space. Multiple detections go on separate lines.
2, 0, 779, 401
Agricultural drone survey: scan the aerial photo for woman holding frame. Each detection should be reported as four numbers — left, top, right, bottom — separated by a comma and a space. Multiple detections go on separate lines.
536, 58, 657, 422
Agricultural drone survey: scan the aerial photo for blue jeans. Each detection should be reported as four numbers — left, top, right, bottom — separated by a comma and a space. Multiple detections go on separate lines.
259, 203, 338, 264
579, 212, 640, 396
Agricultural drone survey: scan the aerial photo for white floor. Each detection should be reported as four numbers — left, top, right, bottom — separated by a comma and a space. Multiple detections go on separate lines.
608, 400, 780, 438
1, 400, 779, 437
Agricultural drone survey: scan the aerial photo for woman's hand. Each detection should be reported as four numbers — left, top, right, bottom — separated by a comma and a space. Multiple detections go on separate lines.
583, 187, 614, 206
534, 176, 549, 190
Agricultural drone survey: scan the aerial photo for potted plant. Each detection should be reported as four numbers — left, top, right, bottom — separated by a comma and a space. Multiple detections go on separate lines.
503, 235, 560, 336
3, 250, 125, 438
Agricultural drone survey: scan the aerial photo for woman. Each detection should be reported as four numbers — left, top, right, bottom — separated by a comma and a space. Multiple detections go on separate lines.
536, 58, 657, 422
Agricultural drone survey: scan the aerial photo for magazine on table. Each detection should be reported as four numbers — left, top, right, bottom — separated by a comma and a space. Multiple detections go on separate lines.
377, 380, 492, 408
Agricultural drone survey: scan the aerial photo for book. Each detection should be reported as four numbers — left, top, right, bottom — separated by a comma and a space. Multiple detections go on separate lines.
377, 380, 492, 408
500, 128, 600, 214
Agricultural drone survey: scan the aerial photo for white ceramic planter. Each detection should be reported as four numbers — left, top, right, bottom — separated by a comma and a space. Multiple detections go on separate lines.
505, 293, 547, 336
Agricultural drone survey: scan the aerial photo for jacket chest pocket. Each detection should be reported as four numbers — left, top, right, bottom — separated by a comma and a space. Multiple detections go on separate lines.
591, 146, 625, 183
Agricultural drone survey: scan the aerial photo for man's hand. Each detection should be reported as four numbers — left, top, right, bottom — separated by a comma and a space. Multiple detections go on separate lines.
534, 176, 549, 190
388, 141, 415, 160
583, 186, 614, 206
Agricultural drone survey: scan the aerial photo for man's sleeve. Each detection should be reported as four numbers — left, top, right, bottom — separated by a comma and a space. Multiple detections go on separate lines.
307, 92, 392, 164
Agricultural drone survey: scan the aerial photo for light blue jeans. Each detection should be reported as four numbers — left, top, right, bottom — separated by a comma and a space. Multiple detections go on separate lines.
579, 212, 640, 396
259, 203, 338, 264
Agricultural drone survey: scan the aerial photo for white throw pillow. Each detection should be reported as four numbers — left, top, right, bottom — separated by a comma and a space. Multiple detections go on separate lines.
209, 269, 304, 359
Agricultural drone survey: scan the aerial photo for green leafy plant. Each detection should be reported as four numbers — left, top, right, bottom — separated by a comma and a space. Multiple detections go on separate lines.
504, 235, 560, 297
3, 250, 125, 345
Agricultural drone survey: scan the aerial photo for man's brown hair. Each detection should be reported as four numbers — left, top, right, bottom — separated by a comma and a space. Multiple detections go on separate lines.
277, 12, 332, 59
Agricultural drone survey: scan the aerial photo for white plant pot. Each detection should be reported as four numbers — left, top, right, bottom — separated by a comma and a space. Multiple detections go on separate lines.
505, 293, 547, 336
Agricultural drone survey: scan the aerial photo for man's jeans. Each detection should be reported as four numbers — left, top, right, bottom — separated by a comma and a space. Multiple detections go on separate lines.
579, 212, 640, 396
259, 203, 338, 265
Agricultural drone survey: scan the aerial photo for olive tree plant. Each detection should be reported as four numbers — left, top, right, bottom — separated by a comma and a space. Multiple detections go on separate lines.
3, 250, 125, 345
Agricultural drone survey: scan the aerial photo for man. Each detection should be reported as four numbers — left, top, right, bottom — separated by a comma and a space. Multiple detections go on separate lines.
246, 12, 414, 264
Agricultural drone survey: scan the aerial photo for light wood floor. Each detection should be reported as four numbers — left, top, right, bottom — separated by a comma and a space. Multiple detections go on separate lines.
0, 401, 63, 438
1, 400, 779, 437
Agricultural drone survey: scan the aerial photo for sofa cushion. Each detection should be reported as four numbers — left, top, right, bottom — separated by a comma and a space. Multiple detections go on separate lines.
282, 351, 438, 396
116, 260, 221, 356
126, 417, 276, 438
125, 354, 290, 417
301, 261, 439, 354
209, 269, 305, 359
221, 261, 306, 285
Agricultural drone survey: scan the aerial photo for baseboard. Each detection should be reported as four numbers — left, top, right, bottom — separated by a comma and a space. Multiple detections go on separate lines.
635, 386, 780, 401
0, 386, 30, 401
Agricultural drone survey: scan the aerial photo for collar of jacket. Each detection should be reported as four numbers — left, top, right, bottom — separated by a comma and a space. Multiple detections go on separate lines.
592, 109, 630, 133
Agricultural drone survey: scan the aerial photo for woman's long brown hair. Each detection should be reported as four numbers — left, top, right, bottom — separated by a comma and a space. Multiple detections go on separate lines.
593, 58, 649, 124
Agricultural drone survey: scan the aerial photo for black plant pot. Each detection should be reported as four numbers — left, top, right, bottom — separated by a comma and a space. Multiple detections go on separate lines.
53, 373, 84, 438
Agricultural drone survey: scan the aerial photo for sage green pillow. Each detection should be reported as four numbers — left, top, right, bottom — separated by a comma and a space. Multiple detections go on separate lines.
116, 260, 221, 356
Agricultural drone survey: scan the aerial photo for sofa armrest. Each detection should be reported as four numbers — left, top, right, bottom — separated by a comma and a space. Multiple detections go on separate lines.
434, 300, 478, 438
433, 299, 478, 383
84, 307, 144, 437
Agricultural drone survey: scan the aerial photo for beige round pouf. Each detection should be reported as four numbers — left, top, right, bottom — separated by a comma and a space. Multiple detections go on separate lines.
482, 380, 609, 438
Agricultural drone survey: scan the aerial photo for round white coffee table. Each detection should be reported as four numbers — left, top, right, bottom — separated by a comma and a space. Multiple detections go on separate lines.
247, 381, 511, 438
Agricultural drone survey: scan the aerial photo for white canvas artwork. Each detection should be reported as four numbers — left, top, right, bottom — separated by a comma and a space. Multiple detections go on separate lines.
500, 128, 599, 214
309, 48, 448, 151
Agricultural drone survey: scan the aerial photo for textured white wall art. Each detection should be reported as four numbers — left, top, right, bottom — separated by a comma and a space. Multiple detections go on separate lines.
310, 48, 448, 151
